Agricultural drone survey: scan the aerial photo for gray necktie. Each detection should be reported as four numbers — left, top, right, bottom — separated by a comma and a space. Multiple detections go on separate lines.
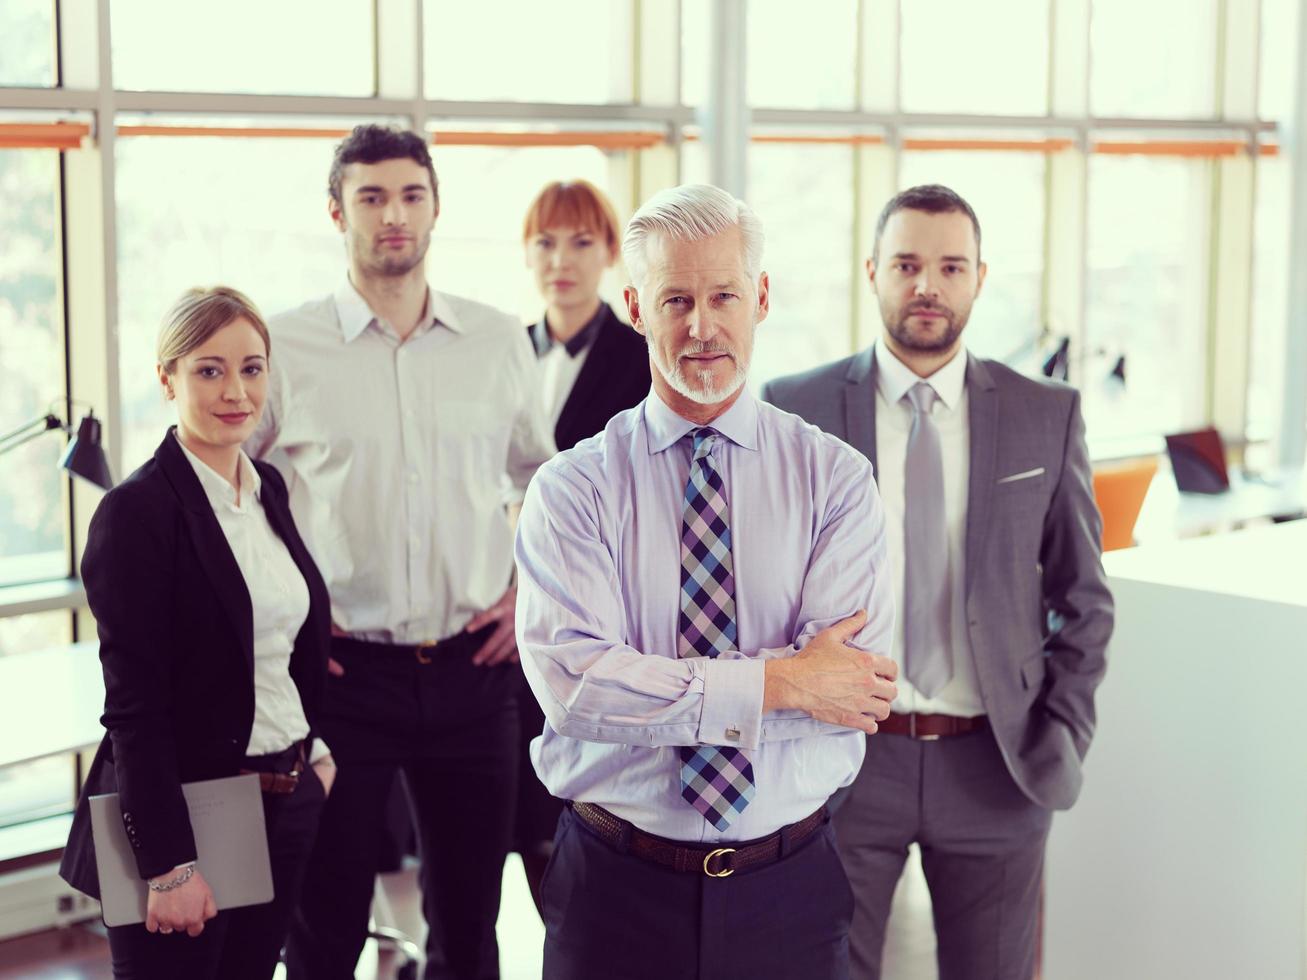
902, 382, 952, 698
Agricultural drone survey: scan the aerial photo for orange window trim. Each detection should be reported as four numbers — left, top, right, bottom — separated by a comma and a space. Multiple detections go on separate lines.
902, 138, 1074, 153
0, 122, 1279, 158
0, 121, 91, 150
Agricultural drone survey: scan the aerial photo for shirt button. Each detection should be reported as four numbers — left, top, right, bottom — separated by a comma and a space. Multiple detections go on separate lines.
408, 471, 419, 484
409, 534, 421, 548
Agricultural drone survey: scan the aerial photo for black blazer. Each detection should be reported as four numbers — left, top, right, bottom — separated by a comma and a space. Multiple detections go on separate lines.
60, 430, 332, 899
532, 302, 652, 452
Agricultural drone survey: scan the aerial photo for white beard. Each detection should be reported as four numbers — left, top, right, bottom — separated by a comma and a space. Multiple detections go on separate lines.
649, 338, 751, 406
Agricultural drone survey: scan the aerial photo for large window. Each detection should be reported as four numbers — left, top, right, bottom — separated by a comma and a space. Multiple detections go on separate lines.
111, 0, 375, 95
0, 0, 54, 87
1090, 0, 1219, 118
0, 610, 72, 660
1085, 155, 1211, 442
682, 0, 859, 110
1260, 0, 1302, 124
0, 150, 67, 587
424, 0, 630, 103
1248, 155, 1291, 445
746, 142, 855, 385
899, 0, 1049, 115
114, 133, 345, 471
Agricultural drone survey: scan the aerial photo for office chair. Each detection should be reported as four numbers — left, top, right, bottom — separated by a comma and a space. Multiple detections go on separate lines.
1092, 457, 1159, 551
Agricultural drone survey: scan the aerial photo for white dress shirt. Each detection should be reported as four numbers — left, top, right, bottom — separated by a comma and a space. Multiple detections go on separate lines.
539, 343, 590, 430
873, 343, 983, 717
247, 279, 556, 644
175, 436, 327, 760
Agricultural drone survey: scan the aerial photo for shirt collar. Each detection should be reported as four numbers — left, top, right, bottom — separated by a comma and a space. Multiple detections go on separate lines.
644, 387, 761, 455
173, 431, 261, 513
531, 303, 606, 358
333, 278, 461, 343
874, 341, 967, 411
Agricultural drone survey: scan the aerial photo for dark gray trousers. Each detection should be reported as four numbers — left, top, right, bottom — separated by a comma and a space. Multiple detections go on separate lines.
833, 727, 1051, 980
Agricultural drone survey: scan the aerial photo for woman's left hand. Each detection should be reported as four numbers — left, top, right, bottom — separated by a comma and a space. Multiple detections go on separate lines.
311, 755, 336, 797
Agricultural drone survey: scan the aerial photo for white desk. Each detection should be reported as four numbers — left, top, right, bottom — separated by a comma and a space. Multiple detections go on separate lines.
0, 641, 104, 769
1134, 466, 1307, 542
1044, 521, 1307, 978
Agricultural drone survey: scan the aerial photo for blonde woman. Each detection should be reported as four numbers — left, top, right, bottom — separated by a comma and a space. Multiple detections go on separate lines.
60, 287, 333, 979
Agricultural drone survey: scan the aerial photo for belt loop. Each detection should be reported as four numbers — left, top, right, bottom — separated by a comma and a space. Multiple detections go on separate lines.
779, 821, 796, 858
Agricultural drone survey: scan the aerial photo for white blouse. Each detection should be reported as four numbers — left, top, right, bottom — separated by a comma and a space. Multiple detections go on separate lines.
176, 436, 327, 761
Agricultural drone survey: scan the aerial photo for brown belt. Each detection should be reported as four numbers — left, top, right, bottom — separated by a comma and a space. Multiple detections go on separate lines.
878, 712, 988, 741
570, 801, 826, 878
240, 740, 308, 795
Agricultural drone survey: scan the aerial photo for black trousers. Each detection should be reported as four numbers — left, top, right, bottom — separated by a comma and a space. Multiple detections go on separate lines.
542, 806, 854, 980
284, 631, 519, 980
106, 743, 326, 980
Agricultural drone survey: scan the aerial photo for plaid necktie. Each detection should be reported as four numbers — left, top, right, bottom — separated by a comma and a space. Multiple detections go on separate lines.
678, 428, 755, 831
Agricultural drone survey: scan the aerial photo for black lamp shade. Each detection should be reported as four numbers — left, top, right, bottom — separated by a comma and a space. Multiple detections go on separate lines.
59, 414, 114, 490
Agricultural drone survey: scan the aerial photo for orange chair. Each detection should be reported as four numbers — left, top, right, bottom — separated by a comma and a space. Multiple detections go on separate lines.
1092, 457, 1159, 551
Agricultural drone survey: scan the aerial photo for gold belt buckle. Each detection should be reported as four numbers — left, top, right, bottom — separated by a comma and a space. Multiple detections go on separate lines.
703, 847, 736, 878
414, 640, 439, 665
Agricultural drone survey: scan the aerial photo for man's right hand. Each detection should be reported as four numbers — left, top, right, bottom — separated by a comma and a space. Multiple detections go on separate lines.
145, 869, 217, 937
762, 611, 897, 734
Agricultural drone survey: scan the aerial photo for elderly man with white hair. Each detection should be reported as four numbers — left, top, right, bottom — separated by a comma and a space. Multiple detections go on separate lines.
514, 183, 899, 979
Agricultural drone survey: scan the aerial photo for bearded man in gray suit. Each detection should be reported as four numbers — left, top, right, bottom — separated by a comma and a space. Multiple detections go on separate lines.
762, 184, 1113, 980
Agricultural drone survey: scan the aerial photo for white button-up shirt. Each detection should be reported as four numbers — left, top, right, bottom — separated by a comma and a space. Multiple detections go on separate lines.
247, 280, 556, 644
873, 342, 983, 717
175, 437, 326, 759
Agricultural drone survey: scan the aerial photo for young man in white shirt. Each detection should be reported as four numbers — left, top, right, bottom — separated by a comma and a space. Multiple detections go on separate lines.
247, 124, 555, 980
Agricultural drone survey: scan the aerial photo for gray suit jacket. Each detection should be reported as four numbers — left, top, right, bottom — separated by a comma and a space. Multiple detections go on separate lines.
762, 347, 1113, 810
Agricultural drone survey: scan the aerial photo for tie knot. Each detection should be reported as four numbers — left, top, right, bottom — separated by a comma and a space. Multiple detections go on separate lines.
905, 382, 938, 415
691, 428, 718, 461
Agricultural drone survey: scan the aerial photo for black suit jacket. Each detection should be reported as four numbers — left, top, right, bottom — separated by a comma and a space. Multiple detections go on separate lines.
60, 430, 332, 898
532, 302, 652, 452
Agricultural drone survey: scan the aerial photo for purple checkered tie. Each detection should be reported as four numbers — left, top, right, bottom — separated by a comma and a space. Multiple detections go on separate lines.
678, 428, 755, 831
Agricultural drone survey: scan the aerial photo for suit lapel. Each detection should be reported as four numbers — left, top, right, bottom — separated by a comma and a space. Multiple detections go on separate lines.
844, 346, 878, 473
554, 306, 620, 446
964, 354, 998, 601
156, 433, 255, 676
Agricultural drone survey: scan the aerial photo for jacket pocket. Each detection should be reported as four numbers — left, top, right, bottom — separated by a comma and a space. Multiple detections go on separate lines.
1020, 654, 1047, 690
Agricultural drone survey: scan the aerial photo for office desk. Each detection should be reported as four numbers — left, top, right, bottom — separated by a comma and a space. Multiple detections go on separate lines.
1044, 521, 1307, 978
0, 642, 103, 769
1134, 465, 1306, 541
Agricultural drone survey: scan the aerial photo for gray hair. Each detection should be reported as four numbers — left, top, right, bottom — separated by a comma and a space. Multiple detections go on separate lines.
621, 184, 765, 292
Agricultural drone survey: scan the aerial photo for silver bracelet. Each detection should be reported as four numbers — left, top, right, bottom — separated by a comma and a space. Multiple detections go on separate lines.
147, 863, 196, 893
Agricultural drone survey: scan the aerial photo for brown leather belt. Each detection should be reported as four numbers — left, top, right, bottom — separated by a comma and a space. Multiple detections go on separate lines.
240, 740, 308, 795
879, 712, 988, 741
570, 801, 826, 878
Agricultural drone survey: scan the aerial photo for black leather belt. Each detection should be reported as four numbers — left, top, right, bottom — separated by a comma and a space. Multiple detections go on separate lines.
569, 801, 827, 878
333, 629, 488, 665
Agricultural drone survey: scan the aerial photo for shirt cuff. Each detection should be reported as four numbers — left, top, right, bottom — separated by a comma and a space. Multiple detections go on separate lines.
308, 738, 331, 764
699, 659, 765, 751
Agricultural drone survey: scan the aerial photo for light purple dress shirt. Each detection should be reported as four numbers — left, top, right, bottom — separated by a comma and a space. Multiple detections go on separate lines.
514, 388, 895, 843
